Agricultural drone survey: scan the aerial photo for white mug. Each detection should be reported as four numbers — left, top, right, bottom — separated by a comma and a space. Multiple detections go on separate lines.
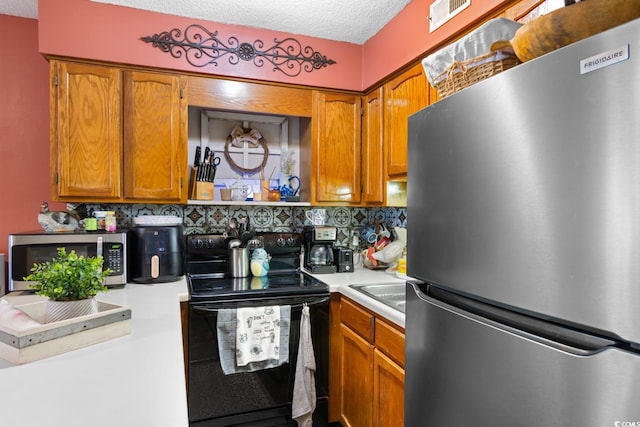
305, 208, 327, 225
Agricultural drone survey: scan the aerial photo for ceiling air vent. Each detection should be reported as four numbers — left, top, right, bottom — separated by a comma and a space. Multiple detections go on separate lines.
429, 0, 471, 32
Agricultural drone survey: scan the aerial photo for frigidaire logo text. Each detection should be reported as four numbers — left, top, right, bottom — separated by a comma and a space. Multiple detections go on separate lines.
582, 49, 626, 70
615, 421, 640, 427
579, 44, 630, 75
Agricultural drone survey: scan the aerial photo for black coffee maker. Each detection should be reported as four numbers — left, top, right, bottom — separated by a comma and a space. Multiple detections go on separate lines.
303, 225, 337, 274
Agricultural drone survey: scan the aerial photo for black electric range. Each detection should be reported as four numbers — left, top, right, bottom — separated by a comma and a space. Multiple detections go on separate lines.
185, 232, 330, 426
185, 232, 330, 302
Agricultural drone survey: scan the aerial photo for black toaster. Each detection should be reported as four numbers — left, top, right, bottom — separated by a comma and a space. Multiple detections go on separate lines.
333, 247, 354, 273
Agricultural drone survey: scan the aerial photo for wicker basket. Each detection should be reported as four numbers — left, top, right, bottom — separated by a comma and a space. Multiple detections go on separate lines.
433, 50, 520, 98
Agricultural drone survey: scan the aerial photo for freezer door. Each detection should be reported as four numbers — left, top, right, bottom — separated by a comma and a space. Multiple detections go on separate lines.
406, 282, 640, 427
407, 18, 640, 343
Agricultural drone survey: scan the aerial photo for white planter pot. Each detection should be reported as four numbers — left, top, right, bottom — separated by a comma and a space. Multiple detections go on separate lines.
45, 297, 98, 323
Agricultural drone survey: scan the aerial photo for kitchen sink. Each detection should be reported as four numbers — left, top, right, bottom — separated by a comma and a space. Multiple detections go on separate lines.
349, 283, 406, 313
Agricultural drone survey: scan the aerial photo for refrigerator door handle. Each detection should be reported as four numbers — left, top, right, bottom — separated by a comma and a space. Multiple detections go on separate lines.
409, 281, 621, 356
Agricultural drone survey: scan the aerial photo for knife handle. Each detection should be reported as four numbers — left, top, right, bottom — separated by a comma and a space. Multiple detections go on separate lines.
194, 146, 202, 167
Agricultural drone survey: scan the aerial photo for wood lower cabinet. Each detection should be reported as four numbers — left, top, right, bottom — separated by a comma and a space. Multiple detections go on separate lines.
50, 60, 187, 203
373, 336, 405, 427
372, 319, 405, 427
340, 324, 374, 426
330, 296, 405, 427
312, 91, 362, 203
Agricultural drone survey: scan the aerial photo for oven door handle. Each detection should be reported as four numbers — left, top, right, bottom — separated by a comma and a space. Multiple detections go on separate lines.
191, 295, 330, 313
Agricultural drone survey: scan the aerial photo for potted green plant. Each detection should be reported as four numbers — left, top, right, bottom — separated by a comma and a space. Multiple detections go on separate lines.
24, 247, 111, 323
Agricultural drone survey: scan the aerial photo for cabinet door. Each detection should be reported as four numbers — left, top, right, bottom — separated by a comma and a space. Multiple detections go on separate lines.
123, 71, 187, 202
361, 87, 385, 205
384, 63, 429, 177
373, 349, 405, 427
51, 61, 122, 200
375, 317, 405, 367
328, 295, 343, 423
313, 91, 362, 203
340, 324, 374, 427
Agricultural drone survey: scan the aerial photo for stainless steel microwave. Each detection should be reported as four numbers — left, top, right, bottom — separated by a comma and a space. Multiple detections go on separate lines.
8, 231, 127, 292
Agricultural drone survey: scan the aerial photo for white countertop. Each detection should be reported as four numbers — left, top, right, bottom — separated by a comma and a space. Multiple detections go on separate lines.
304, 266, 409, 328
0, 280, 190, 427
0, 268, 406, 427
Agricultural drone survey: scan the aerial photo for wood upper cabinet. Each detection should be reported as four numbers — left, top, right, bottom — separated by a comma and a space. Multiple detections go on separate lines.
312, 91, 362, 203
384, 63, 429, 177
361, 87, 385, 205
50, 60, 188, 203
123, 70, 187, 201
51, 61, 123, 200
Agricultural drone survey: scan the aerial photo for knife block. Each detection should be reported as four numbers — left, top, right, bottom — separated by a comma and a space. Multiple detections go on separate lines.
189, 167, 214, 200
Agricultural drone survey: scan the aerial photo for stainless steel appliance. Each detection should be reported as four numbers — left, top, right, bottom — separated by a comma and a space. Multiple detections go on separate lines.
127, 225, 184, 283
185, 232, 330, 426
302, 226, 336, 274
8, 231, 127, 291
406, 19, 640, 426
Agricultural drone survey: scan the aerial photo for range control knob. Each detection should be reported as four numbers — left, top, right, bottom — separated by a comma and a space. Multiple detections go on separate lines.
276, 237, 286, 247
206, 239, 217, 249
194, 239, 204, 249
286, 236, 296, 247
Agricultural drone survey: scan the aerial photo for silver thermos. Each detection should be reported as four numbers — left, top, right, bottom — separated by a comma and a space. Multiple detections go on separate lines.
229, 247, 249, 277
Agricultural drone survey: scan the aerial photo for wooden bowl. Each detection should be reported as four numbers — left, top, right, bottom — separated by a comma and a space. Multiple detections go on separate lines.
492, 0, 640, 62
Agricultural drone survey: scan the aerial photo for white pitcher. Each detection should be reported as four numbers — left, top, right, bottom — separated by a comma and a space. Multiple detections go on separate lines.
230, 179, 253, 201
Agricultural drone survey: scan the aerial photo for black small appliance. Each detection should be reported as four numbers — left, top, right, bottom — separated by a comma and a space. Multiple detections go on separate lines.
303, 225, 337, 274
128, 225, 184, 283
185, 232, 330, 426
333, 247, 354, 273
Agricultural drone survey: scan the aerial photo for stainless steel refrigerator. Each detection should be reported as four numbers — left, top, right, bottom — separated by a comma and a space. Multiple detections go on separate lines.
406, 18, 640, 427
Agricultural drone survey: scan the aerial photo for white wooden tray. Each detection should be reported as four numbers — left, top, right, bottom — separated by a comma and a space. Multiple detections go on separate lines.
0, 301, 131, 365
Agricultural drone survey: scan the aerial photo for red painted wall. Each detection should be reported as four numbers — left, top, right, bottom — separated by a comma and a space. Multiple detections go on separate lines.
0, 15, 66, 291
38, 0, 513, 91
38, 0, 363, 91
362, 0, 510, 88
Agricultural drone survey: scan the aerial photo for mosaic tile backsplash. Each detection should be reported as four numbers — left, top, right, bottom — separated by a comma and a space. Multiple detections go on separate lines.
86, 204, 407, 248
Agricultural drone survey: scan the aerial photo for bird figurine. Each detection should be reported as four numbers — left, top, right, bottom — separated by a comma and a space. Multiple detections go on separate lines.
250, 248, 270, 277
38, 201, 79, 232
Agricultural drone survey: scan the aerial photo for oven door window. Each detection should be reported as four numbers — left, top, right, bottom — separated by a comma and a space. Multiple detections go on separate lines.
188, 295, 329, 425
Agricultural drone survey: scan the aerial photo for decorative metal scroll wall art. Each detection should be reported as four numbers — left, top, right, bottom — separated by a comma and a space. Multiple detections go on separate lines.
141, 24, 336, 77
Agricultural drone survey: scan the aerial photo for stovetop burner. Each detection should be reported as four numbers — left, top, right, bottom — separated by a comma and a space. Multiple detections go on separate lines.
186, 231, 329, 302
187, 272, 329, 302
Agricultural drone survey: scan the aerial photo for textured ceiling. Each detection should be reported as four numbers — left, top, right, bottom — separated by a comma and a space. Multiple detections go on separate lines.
0, 0, 413, 44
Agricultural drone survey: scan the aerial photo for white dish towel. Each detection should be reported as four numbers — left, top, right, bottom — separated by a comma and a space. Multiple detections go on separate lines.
235, 306, 281, 367
292, 304, 316, 426
217, 306, 290, 375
